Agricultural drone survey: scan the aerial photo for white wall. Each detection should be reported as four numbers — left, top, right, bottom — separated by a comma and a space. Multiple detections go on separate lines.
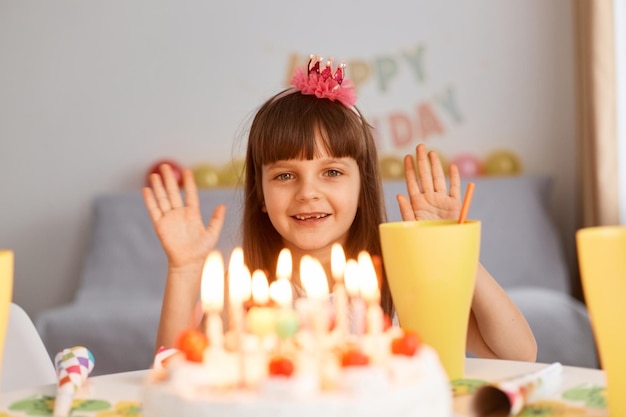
0, 0, 577, 320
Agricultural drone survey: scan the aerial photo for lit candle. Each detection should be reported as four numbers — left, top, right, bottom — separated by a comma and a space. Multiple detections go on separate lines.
271, 249, 299, 341
358, 251, 381, 305
270, 278, 299, 340
358, 251, 385, 362
201, 251, 225, 350
344, 259, 366, 336
228, 247, 251, 345
276, 248, 293, 281
299, 255, 330, 335
331, 244, 348, 339
298, 255, 330, 380
246, 270, 276, 337
300, 255, 330, 300
251, 269, 270, 305
227, 248, 251, 387
269, 278, 292, 309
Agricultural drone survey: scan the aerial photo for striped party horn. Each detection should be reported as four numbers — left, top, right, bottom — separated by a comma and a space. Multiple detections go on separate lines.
53, 346, 95, 417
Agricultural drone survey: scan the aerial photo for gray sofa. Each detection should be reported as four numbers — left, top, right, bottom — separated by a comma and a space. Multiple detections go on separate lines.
36, 176, 598, 375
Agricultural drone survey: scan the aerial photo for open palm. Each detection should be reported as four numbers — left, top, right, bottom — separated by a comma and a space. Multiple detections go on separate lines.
396, 144, 461, 221
142, 165, 225, 268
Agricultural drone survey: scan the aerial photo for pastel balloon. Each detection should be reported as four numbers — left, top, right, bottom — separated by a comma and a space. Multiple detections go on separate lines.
450, 154, 482, 177
484, 150, 522, 176
192, 164, 220, 188
146, 159, 184, 186
218, 159, 245, 187
379, 155, 404, 180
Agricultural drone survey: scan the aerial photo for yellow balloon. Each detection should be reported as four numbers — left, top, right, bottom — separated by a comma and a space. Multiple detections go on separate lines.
483, 150, 522, 176
192, 164, 220, 188
218, 159, 246, 187
379, 155, 404, 180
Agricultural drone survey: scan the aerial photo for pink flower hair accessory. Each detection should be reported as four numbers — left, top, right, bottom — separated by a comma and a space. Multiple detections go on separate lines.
290, 55, 357, 108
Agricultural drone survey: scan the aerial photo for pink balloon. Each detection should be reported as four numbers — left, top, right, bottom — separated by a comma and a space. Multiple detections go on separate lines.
450, 153, 482, 177
146, 159, 184, 187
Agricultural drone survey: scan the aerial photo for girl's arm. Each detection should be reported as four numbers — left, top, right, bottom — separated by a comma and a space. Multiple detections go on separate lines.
142, 164, 226, 350
396, 144, 537, 361
466, 264, 536, 361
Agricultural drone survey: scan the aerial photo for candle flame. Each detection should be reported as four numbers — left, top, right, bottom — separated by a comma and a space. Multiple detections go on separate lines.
228, 247, 245, 274
276, 248, 292, 281
269, 278, 292, 308
201, 251, 224, 311
300, 255, 329, 300
230, 266, 251, 303
331, 243, 346, 282
358, 251, 380, 302
228, 247, 251, 303
251, 269, 270, 304
343, 259, 361, 297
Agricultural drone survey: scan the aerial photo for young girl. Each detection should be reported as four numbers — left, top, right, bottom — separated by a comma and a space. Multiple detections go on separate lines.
143, 55, 537, 362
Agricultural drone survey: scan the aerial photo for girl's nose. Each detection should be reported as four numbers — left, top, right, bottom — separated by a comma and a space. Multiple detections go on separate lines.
295, 178, 321, 201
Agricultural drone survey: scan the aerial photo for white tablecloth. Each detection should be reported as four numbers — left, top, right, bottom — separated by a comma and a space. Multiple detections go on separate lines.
0, 358, 608, 417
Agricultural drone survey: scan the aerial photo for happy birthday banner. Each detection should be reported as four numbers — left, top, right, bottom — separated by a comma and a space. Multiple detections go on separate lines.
284, 46, 463, 152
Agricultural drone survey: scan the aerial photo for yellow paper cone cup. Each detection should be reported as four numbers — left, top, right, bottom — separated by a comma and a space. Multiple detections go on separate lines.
576, 226, 626, 417
379, 220, 480, 380
0, 250, 14, 385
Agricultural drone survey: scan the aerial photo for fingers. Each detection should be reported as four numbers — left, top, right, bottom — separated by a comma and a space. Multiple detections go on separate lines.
142, 186, 163, 223
148, 170, 172, 213
160, 164, 184, 209
146, 164, 187, 215
396, 194, 416, 221
409, 144, 451, 195
449, 163, 461, 200
206, 204, 227, 237
415, 144, 434, 193
428, 150, 447, 194
181, 168, 199, 209
403, 154, 422, 196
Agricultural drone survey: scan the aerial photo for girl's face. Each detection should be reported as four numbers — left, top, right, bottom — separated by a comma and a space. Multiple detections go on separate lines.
261, 135, 361, 261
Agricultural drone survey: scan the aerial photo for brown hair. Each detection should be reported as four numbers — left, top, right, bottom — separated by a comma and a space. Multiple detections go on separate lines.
242, 91, 394, 316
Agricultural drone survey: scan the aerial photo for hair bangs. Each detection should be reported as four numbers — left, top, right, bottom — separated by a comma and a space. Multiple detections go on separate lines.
252, 93, 366, 166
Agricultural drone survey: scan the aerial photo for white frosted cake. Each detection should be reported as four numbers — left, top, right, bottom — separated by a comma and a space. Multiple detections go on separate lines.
142, 327, 452, 417
142, 249, 452, 417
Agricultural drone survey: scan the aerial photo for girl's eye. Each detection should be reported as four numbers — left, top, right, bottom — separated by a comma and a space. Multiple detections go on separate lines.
275, 173, 294, 181
326, 169, 342, 177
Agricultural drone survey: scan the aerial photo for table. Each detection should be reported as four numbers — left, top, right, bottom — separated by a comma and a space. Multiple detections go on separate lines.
0, 358, 608, 417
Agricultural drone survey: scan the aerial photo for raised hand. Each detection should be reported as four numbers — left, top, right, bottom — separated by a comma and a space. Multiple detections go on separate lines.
142, 164, 226, 269
396, 144, 462, 221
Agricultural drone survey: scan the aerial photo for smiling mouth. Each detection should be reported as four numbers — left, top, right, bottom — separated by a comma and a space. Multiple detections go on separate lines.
293, 214, 330, 220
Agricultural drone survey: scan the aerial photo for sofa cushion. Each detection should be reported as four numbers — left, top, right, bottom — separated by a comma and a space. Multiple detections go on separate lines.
76, 188, 243, 301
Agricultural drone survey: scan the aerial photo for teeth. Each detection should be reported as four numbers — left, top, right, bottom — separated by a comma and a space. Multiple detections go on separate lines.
295, 214, 328, 220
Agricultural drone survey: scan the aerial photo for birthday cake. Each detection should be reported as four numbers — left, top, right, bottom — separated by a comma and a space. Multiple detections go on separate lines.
141, 249, 452, 417
142, 329, 451, 417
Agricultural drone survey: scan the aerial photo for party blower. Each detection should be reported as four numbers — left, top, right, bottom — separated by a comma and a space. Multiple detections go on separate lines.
53, 346, 95, 417
470, 362, 563, 417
